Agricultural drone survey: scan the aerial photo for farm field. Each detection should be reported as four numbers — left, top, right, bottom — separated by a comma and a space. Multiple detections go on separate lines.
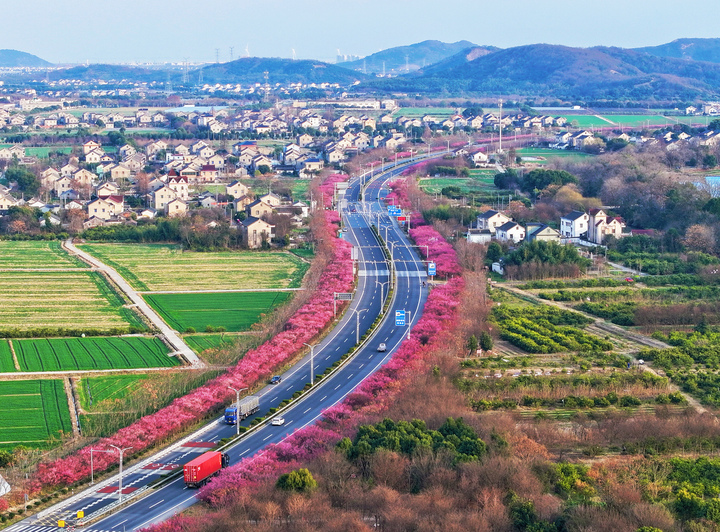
77, 374, 149, 409
0, 240, 87, 269
77, 243, 308, 291
184, 334, 243, 354
397, 107, 455, 118
0, 380, 72, 449
145, 291, 291, 332
0, 271, 143, 333
516, 147, 593, 163
0, 340, 16, 372
13, 336, 176, 372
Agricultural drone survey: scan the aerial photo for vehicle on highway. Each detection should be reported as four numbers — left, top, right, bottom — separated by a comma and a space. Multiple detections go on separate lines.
183, 451, 230, 488
377, 343, 387, 352
271, 416, 285, 426
224, 395, 260, 425
270, 375, 282, 384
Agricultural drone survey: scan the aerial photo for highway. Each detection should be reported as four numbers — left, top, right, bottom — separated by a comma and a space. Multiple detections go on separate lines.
8, 162, 429, 532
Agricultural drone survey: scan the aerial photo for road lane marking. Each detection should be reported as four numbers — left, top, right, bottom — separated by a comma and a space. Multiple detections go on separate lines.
263, 435, 271, 441
149, 499, 165, 509
321, 395, 327, 401
303, 408, 311, 414
335, 384, 341, 390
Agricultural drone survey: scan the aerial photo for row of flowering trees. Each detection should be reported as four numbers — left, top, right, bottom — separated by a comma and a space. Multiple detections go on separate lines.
1, 175, 354, 504
145, 176, 466, 530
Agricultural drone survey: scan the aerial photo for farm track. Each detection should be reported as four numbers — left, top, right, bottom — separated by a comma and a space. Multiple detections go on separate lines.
496, 284, 710, 414
64, 240, 202, 367
0, 365, 203, 381
138, 288, 305, 294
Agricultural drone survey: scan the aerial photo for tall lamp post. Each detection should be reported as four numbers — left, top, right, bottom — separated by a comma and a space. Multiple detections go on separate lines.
349, 308, 368, 344
375, 280, 390, 310
108, 445, 133, 502
302, 343, 316, 385
228, 386, 248, 436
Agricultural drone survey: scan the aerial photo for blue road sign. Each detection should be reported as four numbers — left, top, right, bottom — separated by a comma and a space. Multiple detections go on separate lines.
428, 262, 436, 276
395, 310, 406, 327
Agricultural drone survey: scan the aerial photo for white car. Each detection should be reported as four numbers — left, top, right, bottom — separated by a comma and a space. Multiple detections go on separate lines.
377, 343, 387, 352
271, 416, 285, 426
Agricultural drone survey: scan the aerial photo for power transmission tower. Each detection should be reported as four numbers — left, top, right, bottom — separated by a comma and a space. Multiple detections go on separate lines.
215, 48, 220, 63
230, 46, 234, 61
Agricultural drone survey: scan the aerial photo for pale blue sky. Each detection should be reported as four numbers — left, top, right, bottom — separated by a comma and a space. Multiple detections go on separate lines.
3, 0, 720, 64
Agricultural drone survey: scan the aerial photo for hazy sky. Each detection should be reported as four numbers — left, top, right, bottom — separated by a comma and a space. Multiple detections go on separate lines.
3, 0, 720, 64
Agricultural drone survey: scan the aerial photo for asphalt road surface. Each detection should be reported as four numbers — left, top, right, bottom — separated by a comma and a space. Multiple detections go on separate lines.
10, 160, 430, 532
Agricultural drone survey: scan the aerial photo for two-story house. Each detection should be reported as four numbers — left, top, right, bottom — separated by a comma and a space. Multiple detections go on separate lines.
476, 210, 511, 234
560, 211, 590, 239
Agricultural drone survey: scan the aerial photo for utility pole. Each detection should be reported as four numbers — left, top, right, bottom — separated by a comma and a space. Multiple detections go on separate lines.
498, 99, 503, 153
303, 343, 316, 385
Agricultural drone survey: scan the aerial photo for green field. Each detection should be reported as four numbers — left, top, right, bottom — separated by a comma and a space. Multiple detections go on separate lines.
516, 148, 594, 164
145, 291, 291, 332
13, 337, 176, 372
0, 340, 16, 372
0, 240, 87, 269
0, 271, 143, 332
0, 380, 72, 448
184, 334, 241, 353
397, 107, 456, 119
77, 243, 308, 291
78, 374, 149, 408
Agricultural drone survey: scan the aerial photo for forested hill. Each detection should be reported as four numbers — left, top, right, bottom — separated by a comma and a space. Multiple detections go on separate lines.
360, 43, 720, 101
0, 49, 51, 67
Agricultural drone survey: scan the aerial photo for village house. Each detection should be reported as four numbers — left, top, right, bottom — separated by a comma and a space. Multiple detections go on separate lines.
588, 208, 625, 245
526, 223, 561, 242
165, 198, 188, 217
476, 210, 511, 234
226, 181, 249, 198
242, 217, 274, 249
246, 199, 274, 218
152, 185, 177, 210
560, 211, 590, 239
87, 198, 116, 220
166, 171, 189, 200
466, 228, 493, 244
495, 221, 526, 244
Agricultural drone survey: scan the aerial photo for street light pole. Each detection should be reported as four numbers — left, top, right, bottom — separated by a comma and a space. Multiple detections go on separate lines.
350, 309, 368, 344
108, 445, 133, 502
375, 280, 390, 310
303, 343, 316, 385
228, 386, 248, 436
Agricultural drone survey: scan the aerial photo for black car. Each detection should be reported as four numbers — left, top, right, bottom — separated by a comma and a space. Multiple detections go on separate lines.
270, 375, 282, 384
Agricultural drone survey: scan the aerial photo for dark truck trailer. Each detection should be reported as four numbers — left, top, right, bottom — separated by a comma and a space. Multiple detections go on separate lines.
183, 451, 230, 488
224, 395, 260, 425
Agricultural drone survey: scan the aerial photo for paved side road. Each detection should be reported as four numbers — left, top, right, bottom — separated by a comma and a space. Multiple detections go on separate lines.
64, 239, 203, 367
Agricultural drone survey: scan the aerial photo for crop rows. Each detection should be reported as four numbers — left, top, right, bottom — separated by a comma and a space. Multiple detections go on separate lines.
79, 374, 149, 409
0, 380, 72, 448
77, 243, 307, 291
184, 334, 240, 353
145, 291, 291, 332
0, 271, 139, 331
0, 340, 16, 372
499, 317, 613, 353
0, 240, 88, 269
13, 337, 177, 372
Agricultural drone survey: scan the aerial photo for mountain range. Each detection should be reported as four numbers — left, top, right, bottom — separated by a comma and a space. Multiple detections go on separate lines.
6, 38, 720, 101
337, 40, 490, 74
0, 49, 51, 67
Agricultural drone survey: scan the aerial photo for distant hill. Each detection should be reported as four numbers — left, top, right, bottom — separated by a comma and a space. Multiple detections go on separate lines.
338, 40, 491, 74
197, 57, 368, 85
0, 49, 51, 67
635, 38, 720, 64
46, 64, 166, 83
363, 43, 720, 101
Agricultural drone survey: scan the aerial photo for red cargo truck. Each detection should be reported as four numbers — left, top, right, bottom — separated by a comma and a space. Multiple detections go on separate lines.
183, 451, 230, 488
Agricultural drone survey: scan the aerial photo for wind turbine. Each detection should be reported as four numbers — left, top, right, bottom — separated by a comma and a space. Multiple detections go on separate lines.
245, 44, 250, 57
292, 49, 296, 60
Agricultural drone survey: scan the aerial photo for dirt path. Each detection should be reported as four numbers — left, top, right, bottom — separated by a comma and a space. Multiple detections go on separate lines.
63, 239, 204, 368
7, 339, 20, 371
